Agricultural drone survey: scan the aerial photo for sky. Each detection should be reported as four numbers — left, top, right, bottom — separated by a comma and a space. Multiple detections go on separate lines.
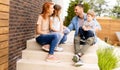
52, 0, 117, 18
105, 0, 116, 8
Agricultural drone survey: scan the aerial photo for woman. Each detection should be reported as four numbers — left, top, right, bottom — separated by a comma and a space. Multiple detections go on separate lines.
36, 2, 62, 62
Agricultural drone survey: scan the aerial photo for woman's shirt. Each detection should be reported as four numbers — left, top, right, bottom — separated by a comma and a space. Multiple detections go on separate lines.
36, 15, 50, 35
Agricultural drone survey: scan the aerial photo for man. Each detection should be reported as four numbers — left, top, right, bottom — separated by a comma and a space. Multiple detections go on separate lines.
64, 4, 101, 66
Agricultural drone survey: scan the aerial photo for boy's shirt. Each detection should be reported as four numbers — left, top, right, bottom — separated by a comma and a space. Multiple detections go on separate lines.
83, 20, 96, 32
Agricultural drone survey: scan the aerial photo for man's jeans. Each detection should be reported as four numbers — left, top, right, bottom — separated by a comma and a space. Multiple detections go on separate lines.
36, 32, 62, 54
74, 36, 95, 54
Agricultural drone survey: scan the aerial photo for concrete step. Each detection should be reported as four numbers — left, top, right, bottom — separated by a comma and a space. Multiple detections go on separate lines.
26, 38, 74, 52
22, 50, 98, 64
26, 31, 75, 51
17, 31, 99, 70
17, 59, 99, 70
22, 50, 74, 62
26, 38, 41, 50
26, 38, 98, 53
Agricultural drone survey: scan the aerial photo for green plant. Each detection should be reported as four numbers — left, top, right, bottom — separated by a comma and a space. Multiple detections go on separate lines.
64, 0, 78, 26
83, 2, 90, 13
97, 47, 120, 70
111, 0, 120, 19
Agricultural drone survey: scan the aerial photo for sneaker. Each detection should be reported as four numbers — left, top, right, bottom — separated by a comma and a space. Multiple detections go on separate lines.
41, 45, 50, 52
55, 47, 63, 52
72, 55, 80, 62
46, 55, 60, 63
74, 60, 84, 67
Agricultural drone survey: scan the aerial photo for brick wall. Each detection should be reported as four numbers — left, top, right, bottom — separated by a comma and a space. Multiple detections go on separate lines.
9, 0, 51, 70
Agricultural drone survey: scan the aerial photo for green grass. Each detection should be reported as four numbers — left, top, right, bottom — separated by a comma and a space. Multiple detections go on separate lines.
97, 47, 120, 70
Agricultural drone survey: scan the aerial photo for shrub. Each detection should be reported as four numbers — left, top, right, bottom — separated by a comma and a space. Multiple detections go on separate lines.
97, 47, 120, 70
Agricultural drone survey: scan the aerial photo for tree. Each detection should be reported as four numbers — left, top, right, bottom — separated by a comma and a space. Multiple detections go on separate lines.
112, 0, 120, 18
88, 0, 108, 16
64, 0, 90, 26
84, 2, 90, 13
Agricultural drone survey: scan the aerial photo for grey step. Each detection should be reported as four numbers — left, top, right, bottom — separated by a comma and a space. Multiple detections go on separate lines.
17, 59, 99, 70
22, 50, 98, 64
17, 31, 99, 70
26, 31, 75, 51
26, 38, 98, 53
26, 38, 74, 52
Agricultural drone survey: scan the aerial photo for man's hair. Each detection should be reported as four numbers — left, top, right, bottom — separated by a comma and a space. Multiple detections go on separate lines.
75, 3, 84, 9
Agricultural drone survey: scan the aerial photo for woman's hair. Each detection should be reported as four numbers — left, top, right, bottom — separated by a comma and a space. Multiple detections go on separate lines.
52, 4, 61, 20
41, 2, 54, 19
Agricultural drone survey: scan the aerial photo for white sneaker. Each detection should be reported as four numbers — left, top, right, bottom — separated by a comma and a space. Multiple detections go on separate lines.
74, 60, 84, 67
55, 47, 63, 52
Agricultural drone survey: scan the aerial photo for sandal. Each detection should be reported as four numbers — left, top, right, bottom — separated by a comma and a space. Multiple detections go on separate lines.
41, 44, 50, 52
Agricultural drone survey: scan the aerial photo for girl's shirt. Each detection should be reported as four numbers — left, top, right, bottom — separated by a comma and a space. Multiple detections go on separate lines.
50, 16, 61, 31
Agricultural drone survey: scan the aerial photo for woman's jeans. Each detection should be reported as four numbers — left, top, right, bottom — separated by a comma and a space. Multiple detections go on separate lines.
60, 33, 67, 44
36, 32, 62, 55
59, 28, 70, 44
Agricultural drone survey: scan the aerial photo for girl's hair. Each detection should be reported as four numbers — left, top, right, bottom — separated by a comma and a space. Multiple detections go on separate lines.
41, 2, 54, 19
52, 4, 61, 20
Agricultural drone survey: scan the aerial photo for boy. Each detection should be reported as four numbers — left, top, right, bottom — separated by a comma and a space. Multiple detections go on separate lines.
79, 10, 96, 45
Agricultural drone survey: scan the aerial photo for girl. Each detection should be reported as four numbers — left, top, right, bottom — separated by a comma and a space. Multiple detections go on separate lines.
50, 4, 67, 44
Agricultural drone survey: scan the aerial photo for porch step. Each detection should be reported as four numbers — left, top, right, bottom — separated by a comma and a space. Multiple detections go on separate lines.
17, 59, 99, 70
17, 31, 99, 70
22, 49, 98, 64
26, 38, 74, 52
26, 31, 74, 52
26, 38, 98, 53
